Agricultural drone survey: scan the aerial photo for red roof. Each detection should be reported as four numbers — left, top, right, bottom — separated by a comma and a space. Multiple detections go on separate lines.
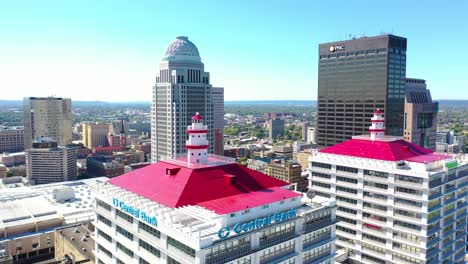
320, 139, 447, 163
192, 113, 203, 120
198, 187, 301, 214
108, 160, 294, 214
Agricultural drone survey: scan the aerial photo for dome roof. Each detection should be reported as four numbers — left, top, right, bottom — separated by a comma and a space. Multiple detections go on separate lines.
164, 36, 200, 57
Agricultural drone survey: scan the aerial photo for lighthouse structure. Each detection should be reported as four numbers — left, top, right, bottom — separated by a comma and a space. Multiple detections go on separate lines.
186, 113, 209, 163
369, 109, 386, 140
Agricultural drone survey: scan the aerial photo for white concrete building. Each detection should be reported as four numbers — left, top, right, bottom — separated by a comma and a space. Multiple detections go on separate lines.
23, 97, 72, 149
151, 36, 224, 162
95, 117, 336, 264
308, 110, 467, 264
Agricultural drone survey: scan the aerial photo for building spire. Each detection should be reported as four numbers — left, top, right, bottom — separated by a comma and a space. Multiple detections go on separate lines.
369, 109, 385, 140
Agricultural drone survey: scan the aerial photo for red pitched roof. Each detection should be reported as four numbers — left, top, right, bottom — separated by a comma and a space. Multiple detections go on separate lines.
108, 160, 294, 214
320, 139, 447, 163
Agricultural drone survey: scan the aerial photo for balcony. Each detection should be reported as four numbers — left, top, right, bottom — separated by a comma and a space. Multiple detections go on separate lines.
455, 251, 465, 261
443, 218, 455, 228
303, 234, 332, 251
458, 181, 468, 188
428, 203, 442, 213
259, 248, 296, 264
303, 251, 333, 264
426, 247, 439, 260
426, 237, 440, 248
429, 192, 443, 200
363, 175, 389, 184
427, 225, 441, 237
205, 243, 251, 264
362, 226, 386, 238
442, 250, 452, 260
394, 180, 424, 189
445, 186, 456, 194
428, 215, 442, 225
429, 179, 443, 188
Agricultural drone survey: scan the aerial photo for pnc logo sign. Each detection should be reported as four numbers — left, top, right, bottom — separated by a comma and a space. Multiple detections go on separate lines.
329, 45, 345, 52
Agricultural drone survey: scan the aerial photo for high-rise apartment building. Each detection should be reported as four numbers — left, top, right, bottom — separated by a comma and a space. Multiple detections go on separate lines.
307, 127, 316, 144
26, 138, 77, 185
23, 97, 72, 148
0, 126, 24, 153
309, 110, 467, 264
82, 123, 110, 149
317, 35, 407, 146
436, 130, 466, 154
212, 87, 224, 155
404, 78, 439, 150
151, 36, 224, 162
267, 118, 284, 139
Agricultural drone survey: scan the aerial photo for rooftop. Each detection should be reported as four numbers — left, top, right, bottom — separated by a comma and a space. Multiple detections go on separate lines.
320, 135, 448, 164
108, 155, 296, 214
56, 224, 95, 261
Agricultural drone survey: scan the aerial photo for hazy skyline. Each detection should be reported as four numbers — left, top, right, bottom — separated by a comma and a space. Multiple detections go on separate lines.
1, 0, 467, 101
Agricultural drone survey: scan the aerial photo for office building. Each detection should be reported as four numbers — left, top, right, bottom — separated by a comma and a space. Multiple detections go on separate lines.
267, 118, 285, 139
307, 127, 316, 144
404, 78, 438, 150
317, 35, 407, 146
213, 87, 225, 155
87, 155, 124, 178
266, 160, 307, 192
296, 149, 314, 172
94, 115, 336, 264
23, 97, 72, 148
0, 126, 24, 153
26, 139, 77, 185
436, 130, 466, 154
301, 122, 309, 142
83, 123, 110, 149
309, 109, 467, 264
151, 36, 224, 162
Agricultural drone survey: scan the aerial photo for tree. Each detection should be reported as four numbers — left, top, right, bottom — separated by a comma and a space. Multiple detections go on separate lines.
6, 171, 14, 177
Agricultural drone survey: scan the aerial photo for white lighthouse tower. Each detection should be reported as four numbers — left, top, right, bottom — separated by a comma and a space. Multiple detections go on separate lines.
186, 113, 209, 163
369, 109, 386, 140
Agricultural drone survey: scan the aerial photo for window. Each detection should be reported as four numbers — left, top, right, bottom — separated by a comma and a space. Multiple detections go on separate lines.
167, 237, 195, 257
98, 244, 112, 258
167, 257, 181, 264
139, 258, 150, 264
139, 239, 160, 257
139, 221, 161, 238
97, 200, 112, 211
336, 165, 358, 174
336, 225, 356, 235
116, 242, 133, 257
116, 210, 133, 224
259, 240, 295, 263
98, 230, 112, 242
336, 176, 357, 184
364, 181, 388, 189
395, 186, 422, 196
311, 172, 331, 179
337, 207, 357, 215
336, 196, 357, 204
394, 220, 421, 231
116, 225, 133, 241
97, 214, 111, 227
311, 162, 331, 169
337, 216, 356, 225
336, 186, 357, 194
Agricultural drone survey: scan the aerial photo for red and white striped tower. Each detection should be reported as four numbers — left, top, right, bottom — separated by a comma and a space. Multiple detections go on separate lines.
369, 109, 385, 140
186, 112, 209, 163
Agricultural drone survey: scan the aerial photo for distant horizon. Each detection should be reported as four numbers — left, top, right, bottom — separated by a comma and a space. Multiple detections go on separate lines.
2, 99, 468, 103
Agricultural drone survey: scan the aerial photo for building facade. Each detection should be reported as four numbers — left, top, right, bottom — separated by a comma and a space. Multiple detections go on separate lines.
404, 78, 438, 151
151, 36, 224, 162
0, 126, 24, 153
26, 139, 77, 185
268, 118, 285, 139
23, 97, 72, 148
308, 110, 467, 264
212, 87, 225, 155
95, 117, 336, 264
266, 160, 308, 192
436, 130, 466, 154
83, 123, 110, 149
307, 127, 316, 144
317, 35, 407, 146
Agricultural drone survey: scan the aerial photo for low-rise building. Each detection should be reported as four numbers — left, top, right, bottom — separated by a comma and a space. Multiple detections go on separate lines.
266, 160, 308, 192
0, 152, 25, 167
87, 156, 124, 178
296, 149, 314, 172
113, 150, 145, 165
55, 224, 95, 264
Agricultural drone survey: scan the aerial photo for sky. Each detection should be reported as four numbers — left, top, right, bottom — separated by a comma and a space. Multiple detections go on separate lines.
0, 0, 467, 101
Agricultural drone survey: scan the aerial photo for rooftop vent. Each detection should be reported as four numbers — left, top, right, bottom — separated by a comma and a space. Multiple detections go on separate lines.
224, 174, 236, 185
166, 167, 180, 176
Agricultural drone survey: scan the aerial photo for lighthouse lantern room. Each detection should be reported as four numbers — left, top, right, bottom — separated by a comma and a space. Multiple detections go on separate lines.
186, 112, 209, 163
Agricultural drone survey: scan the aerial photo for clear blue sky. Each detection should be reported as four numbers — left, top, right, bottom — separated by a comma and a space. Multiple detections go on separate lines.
1, 0, 467, 101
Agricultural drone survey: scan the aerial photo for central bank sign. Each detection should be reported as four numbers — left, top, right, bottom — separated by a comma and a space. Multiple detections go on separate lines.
217, 208, 297, 239
112, 198, 157, 227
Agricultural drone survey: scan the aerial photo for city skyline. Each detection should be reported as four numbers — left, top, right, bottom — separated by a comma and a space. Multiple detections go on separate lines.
1, 0, 468, 101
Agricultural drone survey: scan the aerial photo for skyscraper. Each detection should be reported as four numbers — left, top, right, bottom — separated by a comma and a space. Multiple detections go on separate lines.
23, 97, 72, 148
82, 123, 110, 149
26, 138, 77, 185
267, 118, 285, 139
317, 35, 407, 146
404, 78, 438, 150
151, 36, 224, 162
212, 87, 224, 155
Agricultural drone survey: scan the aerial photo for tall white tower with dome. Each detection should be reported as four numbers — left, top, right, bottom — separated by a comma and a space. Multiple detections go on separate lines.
151, 36, 224, 162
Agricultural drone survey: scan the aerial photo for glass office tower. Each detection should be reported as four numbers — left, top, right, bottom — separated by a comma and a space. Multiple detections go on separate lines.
317, 35, 407, 146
